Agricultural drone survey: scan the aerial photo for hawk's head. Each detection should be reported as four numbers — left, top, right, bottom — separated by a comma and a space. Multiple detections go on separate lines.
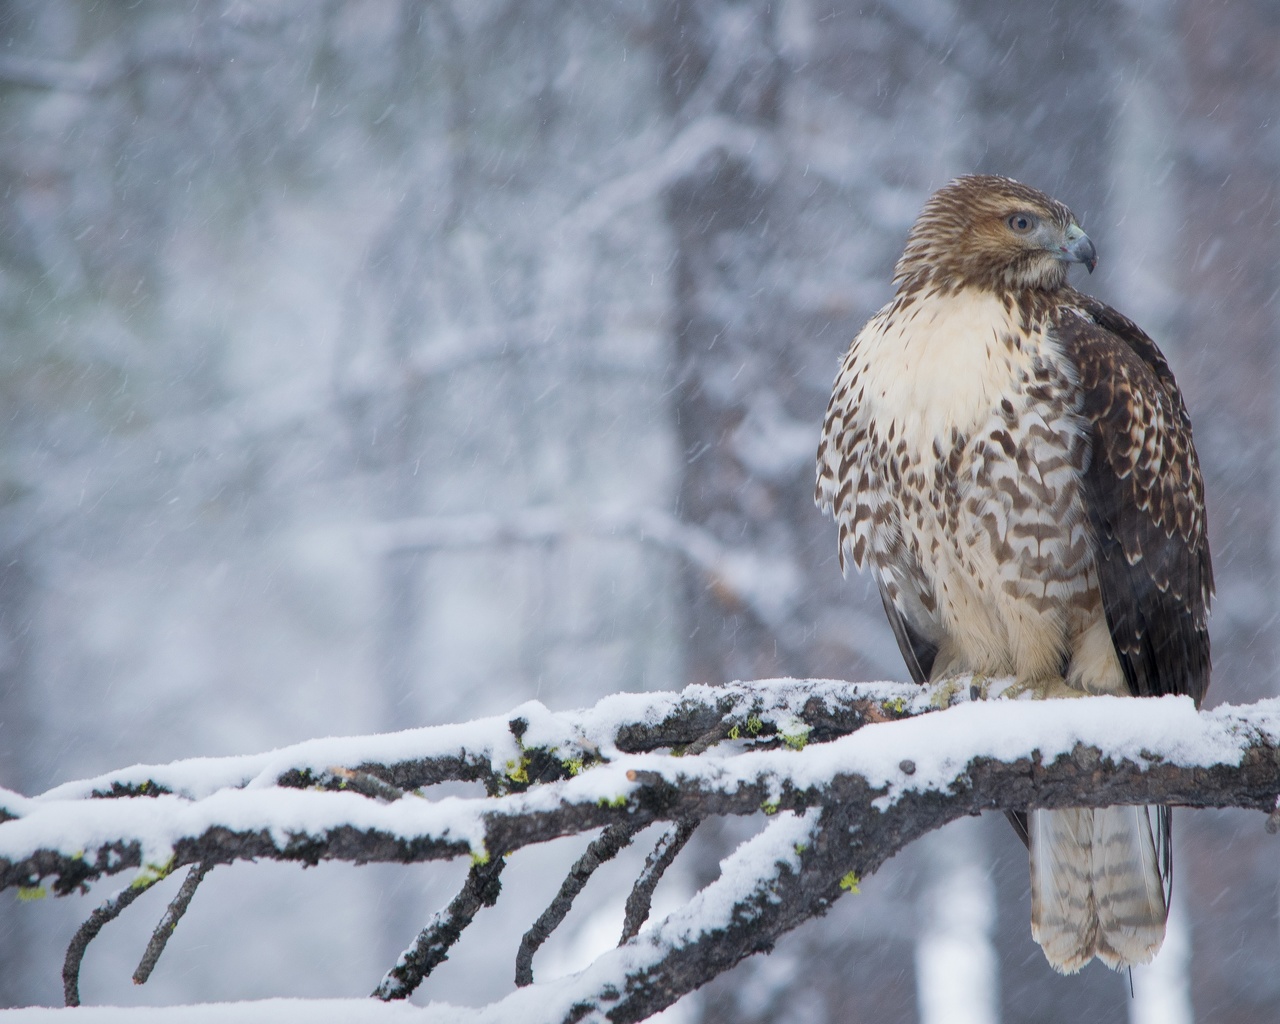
894, 175, 1096, 295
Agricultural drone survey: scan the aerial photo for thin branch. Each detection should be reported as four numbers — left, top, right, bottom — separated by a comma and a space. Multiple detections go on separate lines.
515, 821, 644, 987
363, 504, 800, 626
132, 862, 213, 985
324, 767, 406, 803
557, 113, 781, 245
63, 872, 166, 1006
620, 818, 699, 944
0, 52, 122, 92
682, 723, 732, 757
372, 856, 507, 1001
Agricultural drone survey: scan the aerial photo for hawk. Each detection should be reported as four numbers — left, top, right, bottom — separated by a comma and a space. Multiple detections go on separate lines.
815, 175, 1212, 973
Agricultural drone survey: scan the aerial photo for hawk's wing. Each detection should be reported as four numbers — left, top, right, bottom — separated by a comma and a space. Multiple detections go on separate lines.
874, 563, 938, 686
1053, 295, 1213, 705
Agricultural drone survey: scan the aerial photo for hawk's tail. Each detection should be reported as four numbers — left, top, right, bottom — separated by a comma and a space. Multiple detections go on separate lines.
1029, 806, 1168, 974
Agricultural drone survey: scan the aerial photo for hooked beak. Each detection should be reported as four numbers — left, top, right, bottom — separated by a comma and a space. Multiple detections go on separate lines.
1061, 223, 1097, 274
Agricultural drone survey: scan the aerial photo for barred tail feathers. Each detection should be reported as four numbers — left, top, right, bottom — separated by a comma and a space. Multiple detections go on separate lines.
1091, 805, 1167, 969
1029, 807, 1167, 974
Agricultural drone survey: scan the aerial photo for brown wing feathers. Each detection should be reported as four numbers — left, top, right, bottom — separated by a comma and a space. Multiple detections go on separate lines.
1054, 295, 1213, 705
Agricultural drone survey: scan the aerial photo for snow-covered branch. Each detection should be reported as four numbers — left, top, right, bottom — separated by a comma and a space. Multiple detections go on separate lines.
0, 679, 922, 894
5, 682, 1280, 1020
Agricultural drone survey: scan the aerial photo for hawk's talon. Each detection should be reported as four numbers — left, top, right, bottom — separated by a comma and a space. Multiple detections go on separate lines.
997, 676, 1082, 700
927, 675, 971, 708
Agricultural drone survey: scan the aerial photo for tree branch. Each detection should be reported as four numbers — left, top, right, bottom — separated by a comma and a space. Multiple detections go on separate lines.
6, 692, 1278, 894
362, 505, 801, 627
132, 862, 213, 986
63, 869, 168, 1006
620, 818, 699, 944
463, 694, 1280, 1024
24, 675, 919, 801
516, 822, 644, 987
372, 856, 507, 1001
0, 46, 203, 94
6, 685, 1280, 1020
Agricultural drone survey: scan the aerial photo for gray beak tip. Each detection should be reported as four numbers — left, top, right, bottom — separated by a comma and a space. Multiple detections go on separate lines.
1064, 232, 1097, 275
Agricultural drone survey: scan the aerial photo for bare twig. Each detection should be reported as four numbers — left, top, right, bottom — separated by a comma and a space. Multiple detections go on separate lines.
372, 856, 507, 1001
132, 862, 213, 986
515, 821, 644, 987
682, 723, 733, 757
620, 819, 699, 944
63, 872, 166, 1006
324, 767, 406, 803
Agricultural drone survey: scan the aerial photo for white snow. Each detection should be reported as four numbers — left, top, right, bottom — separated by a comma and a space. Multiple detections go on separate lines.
32, 679, 921, 805
0, 999, 426, 1023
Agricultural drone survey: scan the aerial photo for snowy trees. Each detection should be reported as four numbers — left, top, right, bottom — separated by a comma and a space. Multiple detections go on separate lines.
5, 682, 1280, 1019
0, 0, 1278, 1019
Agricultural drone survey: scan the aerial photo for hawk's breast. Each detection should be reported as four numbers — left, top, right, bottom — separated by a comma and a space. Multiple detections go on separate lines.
817, 288, 1110, 684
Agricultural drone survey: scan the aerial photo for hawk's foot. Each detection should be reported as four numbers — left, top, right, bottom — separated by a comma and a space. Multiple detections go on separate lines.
997, 676, 1083, 700
927, 674, 973, 708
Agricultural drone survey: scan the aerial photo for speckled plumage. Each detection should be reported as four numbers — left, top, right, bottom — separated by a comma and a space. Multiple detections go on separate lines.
816, 175, 1212, 974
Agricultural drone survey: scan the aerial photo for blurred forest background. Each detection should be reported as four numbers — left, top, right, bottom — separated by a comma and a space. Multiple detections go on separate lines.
0, 1, 1276, 1021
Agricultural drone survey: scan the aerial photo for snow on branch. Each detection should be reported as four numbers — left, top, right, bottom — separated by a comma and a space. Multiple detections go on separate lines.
4, 681, 1280, 1020
0, 679, 921, 893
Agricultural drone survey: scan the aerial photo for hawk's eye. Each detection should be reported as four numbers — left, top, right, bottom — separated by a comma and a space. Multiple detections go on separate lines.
1007, 212, 1038, 234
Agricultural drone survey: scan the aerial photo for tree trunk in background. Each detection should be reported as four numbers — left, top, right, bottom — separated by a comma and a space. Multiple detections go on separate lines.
1111, 5, 1195, 1022
1177, 0, 1280, 704
659, 0, 789, 687
1176, 4, 1280, 1022
915, 820, 998, 1024
658, 5, 919, 1020
0, 555, 34, 1006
